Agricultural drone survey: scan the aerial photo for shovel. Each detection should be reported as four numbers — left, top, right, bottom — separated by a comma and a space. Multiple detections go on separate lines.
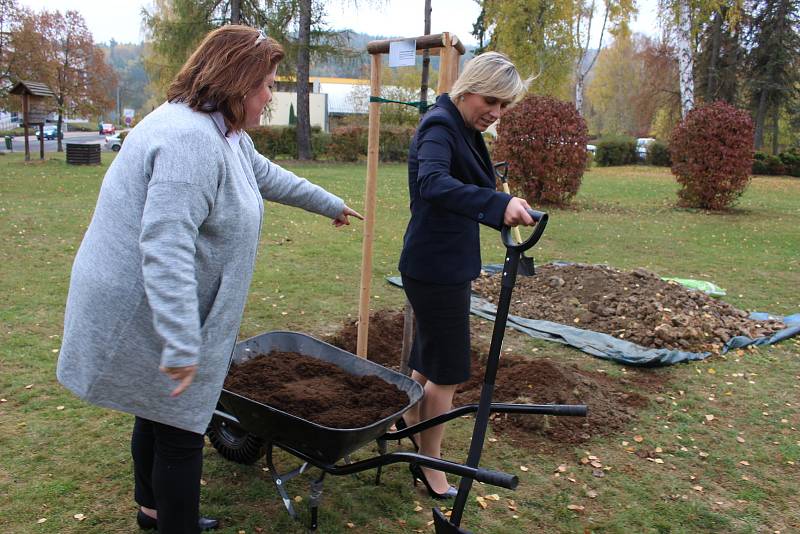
493, 162, 535, 276
433, 208, 549, 534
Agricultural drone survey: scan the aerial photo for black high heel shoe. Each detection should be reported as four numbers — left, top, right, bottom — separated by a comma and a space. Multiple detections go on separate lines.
394, 416, 419, 452
136, 510, 220, 531
409, 464, 458, 500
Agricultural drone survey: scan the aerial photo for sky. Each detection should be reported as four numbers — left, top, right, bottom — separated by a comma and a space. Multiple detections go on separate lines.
18, 0, 661, 47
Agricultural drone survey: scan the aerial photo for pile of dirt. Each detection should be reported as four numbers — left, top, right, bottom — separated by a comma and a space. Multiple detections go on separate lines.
326, 309, 662, 446
224, 350, 409, 429
454, 355, 656, 448
473, 263, 785, 353
325, 309, 406, 369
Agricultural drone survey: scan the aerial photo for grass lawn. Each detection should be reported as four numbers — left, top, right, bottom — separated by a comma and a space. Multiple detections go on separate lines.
1, 152, 799, 533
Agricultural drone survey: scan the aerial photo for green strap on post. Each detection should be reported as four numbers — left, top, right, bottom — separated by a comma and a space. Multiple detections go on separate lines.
369, 96, 430, 112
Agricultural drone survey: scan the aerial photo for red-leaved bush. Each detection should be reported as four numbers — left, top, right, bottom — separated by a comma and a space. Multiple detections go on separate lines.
669, 101, 754, 210
494, 95, 588, 205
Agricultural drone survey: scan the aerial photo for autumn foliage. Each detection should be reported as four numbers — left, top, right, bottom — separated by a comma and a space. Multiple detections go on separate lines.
669, 101, 754, 210
494, 95, 588, 205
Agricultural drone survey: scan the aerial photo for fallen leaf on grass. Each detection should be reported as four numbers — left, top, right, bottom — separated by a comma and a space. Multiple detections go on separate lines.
692, 485, 704, 492
346, 522, 355, 528
555, 464, 567, 472
414, 505, 423, 512
736, 436, 745, 443
73, 513, 86, 521
566, 504, 584, 512
587, 490, 598, 498
36, 518, 47, 524
590, 461, 602, 468
485, 494, 500, 501
739, 460, 750, 466
634, 435, 644, 443
519, 465, 529, 472
25, 384, 33, 389
476, 496, 488, 509
705, 414, 715, 422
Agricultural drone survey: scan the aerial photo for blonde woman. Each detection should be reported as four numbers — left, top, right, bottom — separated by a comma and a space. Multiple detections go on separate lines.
57, 26, 361, 532
398, 52, 531, 499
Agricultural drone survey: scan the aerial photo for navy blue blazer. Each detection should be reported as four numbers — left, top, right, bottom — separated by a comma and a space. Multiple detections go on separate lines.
398, 94, 512, 284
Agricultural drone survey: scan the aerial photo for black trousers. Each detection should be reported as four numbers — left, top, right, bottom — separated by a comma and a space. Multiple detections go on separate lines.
131, 416, 205, 534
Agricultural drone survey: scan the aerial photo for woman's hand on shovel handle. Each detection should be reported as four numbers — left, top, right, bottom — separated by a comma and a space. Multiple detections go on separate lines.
503, 197, 534, 226
332, 205, 364, 227
160, 364, 198, 397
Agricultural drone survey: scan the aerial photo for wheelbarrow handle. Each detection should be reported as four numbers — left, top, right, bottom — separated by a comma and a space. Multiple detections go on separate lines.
501, 208, 548, 252
475, 467, 519, 489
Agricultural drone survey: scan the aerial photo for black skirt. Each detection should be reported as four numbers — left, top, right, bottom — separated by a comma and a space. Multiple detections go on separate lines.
402, 274, 472, 385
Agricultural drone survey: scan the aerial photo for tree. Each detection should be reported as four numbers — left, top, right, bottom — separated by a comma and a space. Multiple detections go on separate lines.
695, 4, 744, 104
573, 0, 635, 115
143, 0, 358, 159
585, 32, 642, 135
0, 0, 20, 106
10, 9, 116, 151
635, 37, 682, 138
659, 0, 745, 117
744, 0, 800, 152
482, 0, 577, 98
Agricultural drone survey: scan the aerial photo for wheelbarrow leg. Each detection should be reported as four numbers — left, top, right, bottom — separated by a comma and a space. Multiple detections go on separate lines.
308, 472, 326, 531
265, 443, 309, 521
374, 438, 388, 485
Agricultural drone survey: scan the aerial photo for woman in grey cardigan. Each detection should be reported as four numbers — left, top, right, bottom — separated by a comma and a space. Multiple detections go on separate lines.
56, 26, 361, 533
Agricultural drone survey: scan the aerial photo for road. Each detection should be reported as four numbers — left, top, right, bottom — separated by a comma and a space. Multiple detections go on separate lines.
4, 130, 117, 153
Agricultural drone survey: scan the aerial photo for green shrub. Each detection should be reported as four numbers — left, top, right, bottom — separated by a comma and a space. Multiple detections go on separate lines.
646, 141, 671, 166
494, 94, 588, 205
765, 155, 786, 175
778, 149, 800, 177
246, 125, 324, 159
325, 125, 414, 162
595, 136, 637, 166
326, 126, 366, 162
378, 127, 415, 162
670, 101, 754, 210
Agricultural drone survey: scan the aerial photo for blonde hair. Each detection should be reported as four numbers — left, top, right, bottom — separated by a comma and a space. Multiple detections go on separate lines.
450, 51, 528, 103
167, 25, 284, 131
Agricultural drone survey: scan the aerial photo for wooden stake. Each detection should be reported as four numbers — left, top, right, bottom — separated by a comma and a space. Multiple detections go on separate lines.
356, 53, 382, 358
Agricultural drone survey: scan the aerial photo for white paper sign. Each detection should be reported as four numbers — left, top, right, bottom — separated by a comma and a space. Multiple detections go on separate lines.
389, 39, 416, 67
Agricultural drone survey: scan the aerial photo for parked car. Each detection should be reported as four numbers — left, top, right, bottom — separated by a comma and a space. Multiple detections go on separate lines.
104, 133, 122, 152
35, 125, 63, 140
587, 144, 597, 155
636, 137, 655, 160
100, 123, 115, 135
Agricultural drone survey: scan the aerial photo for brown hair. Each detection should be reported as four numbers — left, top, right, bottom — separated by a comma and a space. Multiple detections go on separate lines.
167, 25, 284, 131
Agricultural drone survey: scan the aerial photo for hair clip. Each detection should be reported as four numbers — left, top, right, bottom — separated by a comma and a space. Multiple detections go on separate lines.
255, 29, 267, 44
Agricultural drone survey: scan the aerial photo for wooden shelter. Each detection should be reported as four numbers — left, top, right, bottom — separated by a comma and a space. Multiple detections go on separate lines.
356, 33, 466, 359
10, 80, 57, 161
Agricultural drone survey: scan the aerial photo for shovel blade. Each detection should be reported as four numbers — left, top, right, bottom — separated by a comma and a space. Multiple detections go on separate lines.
518, 254, 536, 277
433, 508, 472, 534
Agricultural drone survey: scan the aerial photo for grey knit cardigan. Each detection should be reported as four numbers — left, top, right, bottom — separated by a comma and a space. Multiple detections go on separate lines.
56, 102, 344, 433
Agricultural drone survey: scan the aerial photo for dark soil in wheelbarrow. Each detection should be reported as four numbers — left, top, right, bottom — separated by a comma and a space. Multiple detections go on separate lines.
326, 309, 667, 448
473, 263, 786, 353
224, 351, 409, 429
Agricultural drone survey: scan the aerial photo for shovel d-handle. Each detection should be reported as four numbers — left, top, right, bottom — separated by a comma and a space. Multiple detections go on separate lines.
501, 208, 548, 253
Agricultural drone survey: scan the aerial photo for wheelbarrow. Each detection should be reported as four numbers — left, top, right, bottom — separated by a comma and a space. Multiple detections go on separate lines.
208, 212, 588, 532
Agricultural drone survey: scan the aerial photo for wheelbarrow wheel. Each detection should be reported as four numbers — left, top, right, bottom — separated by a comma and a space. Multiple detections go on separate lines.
207, 415, 266, 465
